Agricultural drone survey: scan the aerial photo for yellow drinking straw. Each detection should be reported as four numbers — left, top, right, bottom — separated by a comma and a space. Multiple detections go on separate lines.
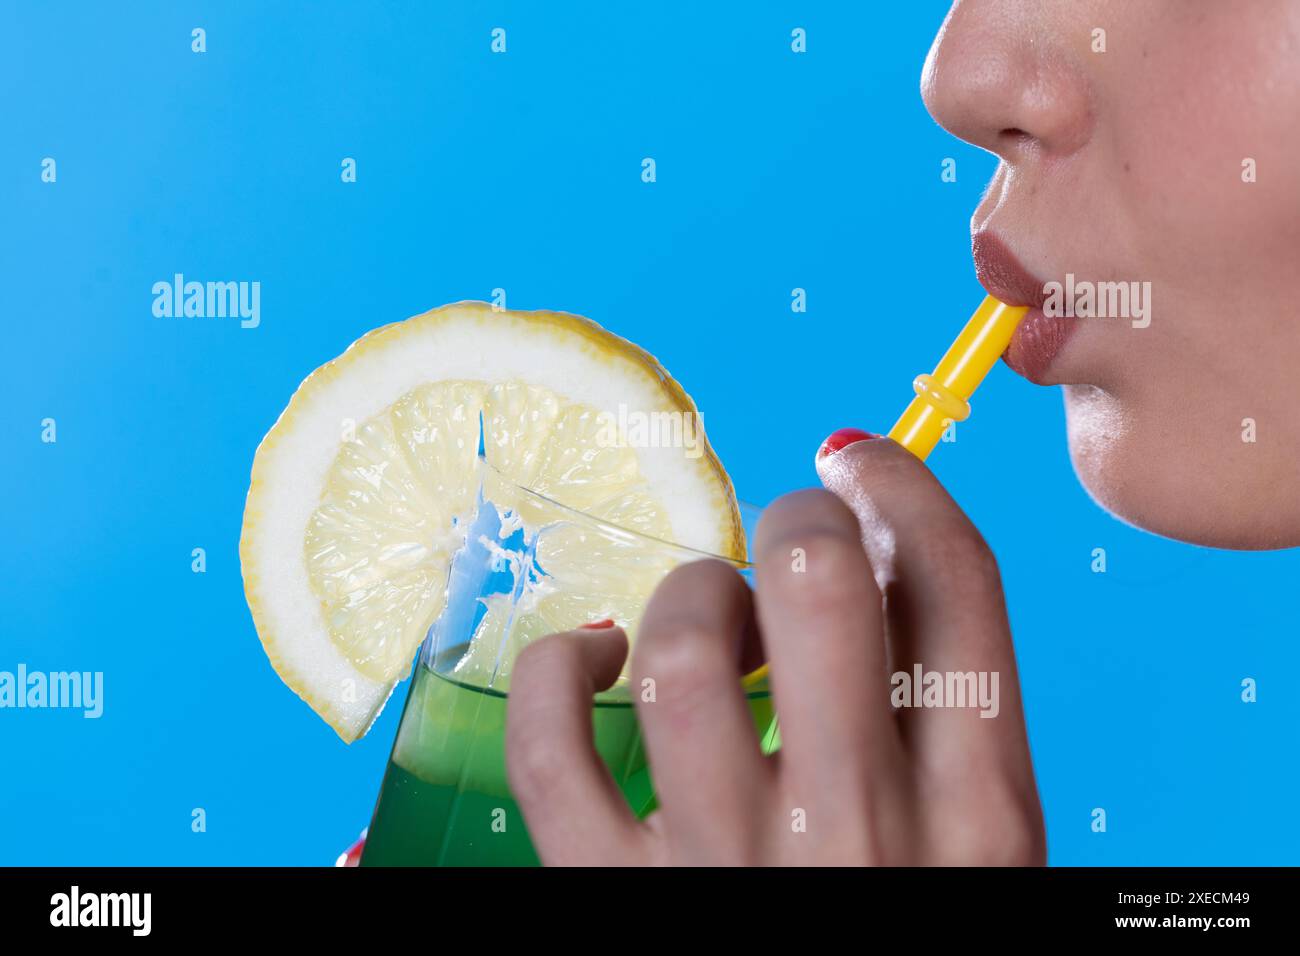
887, 295, 1029, 461
743, 295, 1028, 693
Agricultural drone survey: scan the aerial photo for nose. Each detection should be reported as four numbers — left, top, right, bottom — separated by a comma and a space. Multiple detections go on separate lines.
921, 0, 1093, 161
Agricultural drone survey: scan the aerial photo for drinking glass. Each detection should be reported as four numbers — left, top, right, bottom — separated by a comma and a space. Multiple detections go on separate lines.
360, 457, 775, 866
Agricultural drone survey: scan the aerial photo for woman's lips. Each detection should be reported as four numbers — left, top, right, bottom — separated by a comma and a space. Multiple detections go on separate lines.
1000, 307, 1072, 384
971, 232, 1077, 384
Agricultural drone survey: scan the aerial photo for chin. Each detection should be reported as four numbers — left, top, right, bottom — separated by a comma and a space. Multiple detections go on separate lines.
1061, 385, 1300, 551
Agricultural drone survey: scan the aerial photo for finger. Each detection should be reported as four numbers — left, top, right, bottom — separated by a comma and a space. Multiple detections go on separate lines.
629, 559, 773, 862
752, 489, 900, 798
815, 433, 1034, 788
506, 627, 650, 865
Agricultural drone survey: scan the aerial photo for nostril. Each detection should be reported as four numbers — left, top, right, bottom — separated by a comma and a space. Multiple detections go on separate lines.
997, 127, 1035, 152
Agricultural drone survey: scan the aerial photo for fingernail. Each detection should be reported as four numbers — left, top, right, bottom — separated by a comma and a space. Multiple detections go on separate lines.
816, 428, 880, 460
579, 619, 617, 630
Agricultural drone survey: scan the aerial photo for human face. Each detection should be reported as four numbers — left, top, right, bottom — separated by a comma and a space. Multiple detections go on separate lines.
922, 0, 1300, 549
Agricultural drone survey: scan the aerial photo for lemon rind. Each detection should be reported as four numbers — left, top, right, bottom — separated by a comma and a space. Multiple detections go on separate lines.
240, 302, 743, 742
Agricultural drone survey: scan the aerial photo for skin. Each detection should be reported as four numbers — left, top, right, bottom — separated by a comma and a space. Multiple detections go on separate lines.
505, 0, 1299, 863
507, 439, 1044, 865
924, 0, 1300, 549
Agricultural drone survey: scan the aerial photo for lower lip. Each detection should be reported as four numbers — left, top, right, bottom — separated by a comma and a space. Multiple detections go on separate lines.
1002, 307, 1077, 384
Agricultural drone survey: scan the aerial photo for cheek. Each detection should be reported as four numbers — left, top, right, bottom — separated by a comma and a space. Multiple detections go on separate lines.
1112, 4, 1300, 288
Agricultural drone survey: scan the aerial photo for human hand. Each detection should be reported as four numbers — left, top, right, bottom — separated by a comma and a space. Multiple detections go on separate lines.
505, 430, 1045, 865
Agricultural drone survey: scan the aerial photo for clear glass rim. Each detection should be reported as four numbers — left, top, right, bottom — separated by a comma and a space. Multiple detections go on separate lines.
477, 455, 760, 568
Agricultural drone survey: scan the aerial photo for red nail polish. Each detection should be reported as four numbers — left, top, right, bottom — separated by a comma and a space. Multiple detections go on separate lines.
817, 428, 880, 460
580, 619, 617, 629
335, 832, 366, 868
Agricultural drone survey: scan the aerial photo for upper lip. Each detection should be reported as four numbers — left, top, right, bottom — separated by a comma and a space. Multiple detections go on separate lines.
971, 232, 1048, 309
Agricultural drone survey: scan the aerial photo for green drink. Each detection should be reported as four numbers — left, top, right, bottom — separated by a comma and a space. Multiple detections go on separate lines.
361, 656, 775, 866
359, 464, 775, 867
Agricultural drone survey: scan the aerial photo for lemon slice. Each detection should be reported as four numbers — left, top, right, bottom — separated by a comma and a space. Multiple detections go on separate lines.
240, 302, 743, 742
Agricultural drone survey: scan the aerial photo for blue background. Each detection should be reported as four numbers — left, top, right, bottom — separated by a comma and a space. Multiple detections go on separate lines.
3, 2, 1296, 866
